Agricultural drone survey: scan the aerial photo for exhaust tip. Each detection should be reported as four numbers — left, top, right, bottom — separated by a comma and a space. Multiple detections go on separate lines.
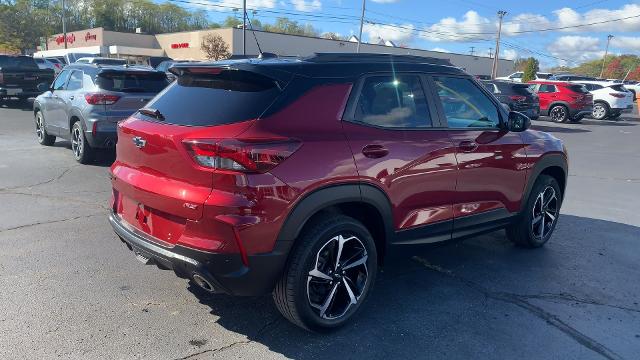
192, 273, 215, 293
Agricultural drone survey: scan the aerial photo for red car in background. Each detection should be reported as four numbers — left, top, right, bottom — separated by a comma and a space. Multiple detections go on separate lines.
529, 80, 593, 123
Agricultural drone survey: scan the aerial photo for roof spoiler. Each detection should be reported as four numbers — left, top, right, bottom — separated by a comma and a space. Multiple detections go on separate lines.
305, 53, 453, 66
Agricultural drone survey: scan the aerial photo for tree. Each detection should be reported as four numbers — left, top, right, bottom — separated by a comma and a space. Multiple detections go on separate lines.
321, 32, 345, 41
514, 58, 527, 72
222, 16, 242, 28
200, 33, 230, 61
522, 57, 539, 83
262, 17, 318, 37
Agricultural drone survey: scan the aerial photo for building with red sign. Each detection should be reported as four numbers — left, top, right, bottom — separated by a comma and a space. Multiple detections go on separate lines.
33, 27, 514, 77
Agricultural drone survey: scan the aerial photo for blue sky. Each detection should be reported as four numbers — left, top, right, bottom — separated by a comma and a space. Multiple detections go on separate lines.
180, 0, 640, 69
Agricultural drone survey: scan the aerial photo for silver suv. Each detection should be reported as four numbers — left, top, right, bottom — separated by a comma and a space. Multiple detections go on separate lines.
33, 64, 168, 163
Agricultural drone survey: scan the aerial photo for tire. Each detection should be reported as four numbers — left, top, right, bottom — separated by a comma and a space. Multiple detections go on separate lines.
35, 111, 56, 146
71, 121, 93, 164
549, 105, 569, 123
592, 102, 609, 120
273, 214, 378, 332
506, 175, 562, 248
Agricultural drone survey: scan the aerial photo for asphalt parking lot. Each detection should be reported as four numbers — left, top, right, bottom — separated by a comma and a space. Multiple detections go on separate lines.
1, 101, 639, 360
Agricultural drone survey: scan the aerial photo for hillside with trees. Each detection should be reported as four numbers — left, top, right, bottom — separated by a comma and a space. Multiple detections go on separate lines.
551, 55, 640, 81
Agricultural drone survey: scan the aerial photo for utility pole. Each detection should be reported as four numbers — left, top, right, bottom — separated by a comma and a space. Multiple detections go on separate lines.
491, 10, 507, 79
469, 46, 475, 56
242, 0, 246, 56
62, 0, 67, 49
488, 47, 493, 58
599, 34, 614, 78
357, 0, 366, 53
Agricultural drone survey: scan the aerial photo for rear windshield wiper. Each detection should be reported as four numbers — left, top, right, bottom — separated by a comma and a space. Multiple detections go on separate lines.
138, 108, 165, 121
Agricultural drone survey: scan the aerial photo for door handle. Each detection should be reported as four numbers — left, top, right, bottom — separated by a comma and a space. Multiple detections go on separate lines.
458, 140, 478, 152
362, 144, 389, 159
68, 95, 74, 100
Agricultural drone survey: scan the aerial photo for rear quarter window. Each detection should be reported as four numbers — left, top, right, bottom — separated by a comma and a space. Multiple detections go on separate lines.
567, 84, 589, 94
140, 69, 281, 126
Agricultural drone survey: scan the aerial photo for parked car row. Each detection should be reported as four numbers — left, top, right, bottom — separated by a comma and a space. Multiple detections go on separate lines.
28, 53, 570, 332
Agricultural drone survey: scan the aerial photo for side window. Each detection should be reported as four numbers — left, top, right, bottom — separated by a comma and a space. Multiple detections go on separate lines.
538, 84, 557, 93
52, 70, 71, 91
434, 76, 500, 129
66, 71, 83, 91
511, 73, 523, 79
354, 75, 432, 128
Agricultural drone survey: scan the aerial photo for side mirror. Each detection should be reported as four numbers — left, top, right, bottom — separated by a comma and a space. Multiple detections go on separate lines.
37, 83, 50, 93
508, 111, 531, 132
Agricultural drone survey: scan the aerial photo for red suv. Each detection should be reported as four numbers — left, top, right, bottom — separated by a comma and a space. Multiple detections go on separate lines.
528, 80, 593, 122
110, 54, 568, 331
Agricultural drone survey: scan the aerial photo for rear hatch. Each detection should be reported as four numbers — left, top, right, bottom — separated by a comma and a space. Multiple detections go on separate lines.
567, 84, 593, 108
111, 66, 284, 244
497, 82, 538, 110
608, 84, 634, 107
94, 70, 168, 123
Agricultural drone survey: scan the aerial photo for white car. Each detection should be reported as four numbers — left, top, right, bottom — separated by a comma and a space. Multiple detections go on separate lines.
496, 71, 553, 83
623, 80, 639, 100
75, 57, 128, 65
575, 80, 634, 120
33, 57, 62, 74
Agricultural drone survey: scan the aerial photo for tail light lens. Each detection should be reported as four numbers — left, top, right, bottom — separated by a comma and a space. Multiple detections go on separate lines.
609, 93, 626, 98
85, 93, 120, 105
509, 95, 527, 102
183, 138, 301, 173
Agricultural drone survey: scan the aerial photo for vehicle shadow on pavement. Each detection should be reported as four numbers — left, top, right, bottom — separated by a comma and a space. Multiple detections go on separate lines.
185, 214, 640, 360
53, 140, 116, 167
531, 124, 591, 133
0, 99, 33, 111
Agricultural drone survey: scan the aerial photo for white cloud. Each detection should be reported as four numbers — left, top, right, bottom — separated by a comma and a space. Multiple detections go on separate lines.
553, 4, 640, 33
370, 0, 400, 3
214, 0, 277, 9
547, 36, 604, 65
420, 11, 494, 42
363, 22, 414, 44
501, 49, 518, 60
290, 0, 321, 11
611, 36, 640, 51
430, 47, 450, 53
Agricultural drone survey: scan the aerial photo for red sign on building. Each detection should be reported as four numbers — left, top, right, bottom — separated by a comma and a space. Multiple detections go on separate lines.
171, 43, 190, 49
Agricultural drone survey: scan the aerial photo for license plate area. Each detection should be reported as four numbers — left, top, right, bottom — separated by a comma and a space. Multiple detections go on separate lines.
6, 88, 22, 96
119, 195, 186, 245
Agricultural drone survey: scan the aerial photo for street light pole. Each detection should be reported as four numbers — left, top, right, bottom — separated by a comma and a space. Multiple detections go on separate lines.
62, 0, 67, 49
242, 0, 246, 56
357, 0, 366, 53
599, 34, 614, 78
491, 10, 507, 79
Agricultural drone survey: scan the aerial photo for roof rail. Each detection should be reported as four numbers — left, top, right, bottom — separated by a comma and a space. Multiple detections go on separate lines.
304, 52, 453, 66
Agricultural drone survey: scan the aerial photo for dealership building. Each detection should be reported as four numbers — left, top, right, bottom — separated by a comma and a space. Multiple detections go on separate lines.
34, 27, 515, 77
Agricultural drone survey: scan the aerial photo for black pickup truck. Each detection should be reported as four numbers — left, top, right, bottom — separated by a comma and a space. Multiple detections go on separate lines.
0, 55, 55, 101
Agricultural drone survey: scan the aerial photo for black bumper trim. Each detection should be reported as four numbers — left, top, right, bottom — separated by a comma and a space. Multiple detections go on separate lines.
109, 212, 291, 296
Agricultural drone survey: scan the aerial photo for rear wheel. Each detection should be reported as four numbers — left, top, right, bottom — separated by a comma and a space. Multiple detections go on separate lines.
549, 105, 569, 123
71, 121, 93, 164
592, 102, 609, 120
273, 214, 377, 332
507, 175, 561, 248
35, 111, 56, 146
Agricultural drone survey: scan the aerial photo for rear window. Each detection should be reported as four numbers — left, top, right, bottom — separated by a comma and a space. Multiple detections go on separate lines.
141, 69, 281, 126
0, 56, 38, 69
609, 85, 627, 92
96, 72, 168, 93
568, 84, 589, 94
496, 83, 533, 96
536, 73, 551, 79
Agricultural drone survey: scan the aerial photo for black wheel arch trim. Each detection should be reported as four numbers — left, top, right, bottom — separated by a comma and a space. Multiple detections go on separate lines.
520, 153, 568, 213
275, 182, 394, 253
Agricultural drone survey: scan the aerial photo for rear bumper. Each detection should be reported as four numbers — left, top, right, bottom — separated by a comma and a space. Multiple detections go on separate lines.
109, 211, 290, 296
569, 106, 592, 118
85, 130, 117, 148
0, 87, 40, 98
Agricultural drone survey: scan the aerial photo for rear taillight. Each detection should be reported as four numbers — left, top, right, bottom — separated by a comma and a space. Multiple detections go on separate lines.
509, 95, 527, 102
85, 93, 120, 105
609, 93, 626, 98
183, 138, 301, 173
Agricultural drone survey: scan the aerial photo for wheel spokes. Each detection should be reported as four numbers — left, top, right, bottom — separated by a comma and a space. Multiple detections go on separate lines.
342, 252, 368, 270
318, 283, 340, 319
308, 268, 332, 282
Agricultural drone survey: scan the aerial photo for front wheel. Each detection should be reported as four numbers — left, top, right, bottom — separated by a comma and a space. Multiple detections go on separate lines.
507, 175, 562, 248
71, 121, 93, 164
35, 111, 56, 146
273, 214, 377, 332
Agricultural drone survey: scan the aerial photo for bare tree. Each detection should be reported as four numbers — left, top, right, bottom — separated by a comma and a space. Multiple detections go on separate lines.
200, 33, 230, 61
